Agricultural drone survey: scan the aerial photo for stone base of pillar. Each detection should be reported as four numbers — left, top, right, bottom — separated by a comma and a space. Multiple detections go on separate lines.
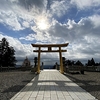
60, 69, 64, 74
37, 70, 40, 74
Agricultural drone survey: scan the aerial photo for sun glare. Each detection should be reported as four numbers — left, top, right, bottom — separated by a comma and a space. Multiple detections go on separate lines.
37, 19, 48, 30
35, 16, 50, 30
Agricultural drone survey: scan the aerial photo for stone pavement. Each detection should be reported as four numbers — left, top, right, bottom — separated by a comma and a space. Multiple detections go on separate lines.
10, 70, 97, 100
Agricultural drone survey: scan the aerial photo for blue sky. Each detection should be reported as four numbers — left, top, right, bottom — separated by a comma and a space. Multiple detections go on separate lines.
0, 0, 100, 64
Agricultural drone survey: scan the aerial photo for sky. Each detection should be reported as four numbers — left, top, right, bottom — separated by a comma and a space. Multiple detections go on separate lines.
0, 0, 100, 65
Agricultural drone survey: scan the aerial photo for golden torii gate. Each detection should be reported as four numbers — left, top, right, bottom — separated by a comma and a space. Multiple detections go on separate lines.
31, 43, 69, 74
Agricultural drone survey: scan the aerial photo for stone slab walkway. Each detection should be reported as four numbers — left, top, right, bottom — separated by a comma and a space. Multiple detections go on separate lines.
10, 70, 97, 100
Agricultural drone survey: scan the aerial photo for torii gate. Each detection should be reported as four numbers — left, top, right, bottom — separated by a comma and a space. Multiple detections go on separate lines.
31, 43, 69, 74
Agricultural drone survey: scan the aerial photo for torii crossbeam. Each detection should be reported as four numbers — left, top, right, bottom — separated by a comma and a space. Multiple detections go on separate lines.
31, 43, 69, 74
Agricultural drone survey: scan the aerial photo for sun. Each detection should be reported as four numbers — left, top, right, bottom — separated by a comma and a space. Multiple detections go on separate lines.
37, 19, 48, 30
35, 16, 50, 30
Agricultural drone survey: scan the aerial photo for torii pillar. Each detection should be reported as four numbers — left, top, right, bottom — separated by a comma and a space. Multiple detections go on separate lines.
37, 46, 41, 73
31, 43, 69, 74
59, 46, 63, 73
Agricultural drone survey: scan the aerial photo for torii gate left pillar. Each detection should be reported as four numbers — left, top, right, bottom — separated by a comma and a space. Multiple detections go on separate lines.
31, 43, 69, 74
37, 47, 41, 73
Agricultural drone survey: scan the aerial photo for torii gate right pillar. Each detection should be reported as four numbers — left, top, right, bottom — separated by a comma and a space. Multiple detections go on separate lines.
59, 47, 63, 74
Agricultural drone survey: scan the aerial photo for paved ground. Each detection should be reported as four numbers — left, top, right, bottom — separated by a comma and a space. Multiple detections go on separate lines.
10, 70, 97, 100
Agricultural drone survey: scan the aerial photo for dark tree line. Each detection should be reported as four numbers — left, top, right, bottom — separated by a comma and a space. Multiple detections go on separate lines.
62, 57, 83, 66
85, 58, 100, 66
85, 58, 95, 66
0, 38, 16, 67
63, 57, 100, 67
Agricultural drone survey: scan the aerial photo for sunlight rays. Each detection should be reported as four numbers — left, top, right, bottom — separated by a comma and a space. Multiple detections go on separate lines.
35, 15, 50, 30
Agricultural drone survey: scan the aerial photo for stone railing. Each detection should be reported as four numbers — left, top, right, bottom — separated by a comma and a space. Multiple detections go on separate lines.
84, 66, 99, 71
0, 66, 16, 72
64, 65, 84, 74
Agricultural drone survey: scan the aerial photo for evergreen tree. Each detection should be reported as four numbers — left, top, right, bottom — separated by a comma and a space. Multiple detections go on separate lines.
0, 38, 16, 67
65, 60, 72, 66
85, 58, 95, 66
91, 58, 95, 66
75, 60, 83, 66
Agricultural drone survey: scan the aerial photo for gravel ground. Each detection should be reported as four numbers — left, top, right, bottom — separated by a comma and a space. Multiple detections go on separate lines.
0, 71, 36, 100
65, 71, 100, 100
0, 71, 100, 100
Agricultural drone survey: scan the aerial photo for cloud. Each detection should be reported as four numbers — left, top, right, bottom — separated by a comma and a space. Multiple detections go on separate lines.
0, 0, 71, 31
19, 32, 53, 43
18, 13, 100, 63
0, 33, 33, 58
0, 33, 59, 64
89, 15, 100, 28
19, 14, 100, 45
18, 0, 47, 11
0, 0, 100, 64
0, 0, 46, 31
22, 21, 30, 28
0, 11, 24, 31
50, 0, 70, 17
48, 15, 100, 61
71, 0, 100, 9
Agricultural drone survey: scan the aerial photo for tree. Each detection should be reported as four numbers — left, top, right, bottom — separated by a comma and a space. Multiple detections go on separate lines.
65, 60, 73, 66
0, 38, 16, 67
91, 58, 95, 66
86, 58, 95, 66
75, 60, 83, 66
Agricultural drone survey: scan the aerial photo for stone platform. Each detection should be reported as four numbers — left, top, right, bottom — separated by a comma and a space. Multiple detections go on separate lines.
10, 70, 97, 100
